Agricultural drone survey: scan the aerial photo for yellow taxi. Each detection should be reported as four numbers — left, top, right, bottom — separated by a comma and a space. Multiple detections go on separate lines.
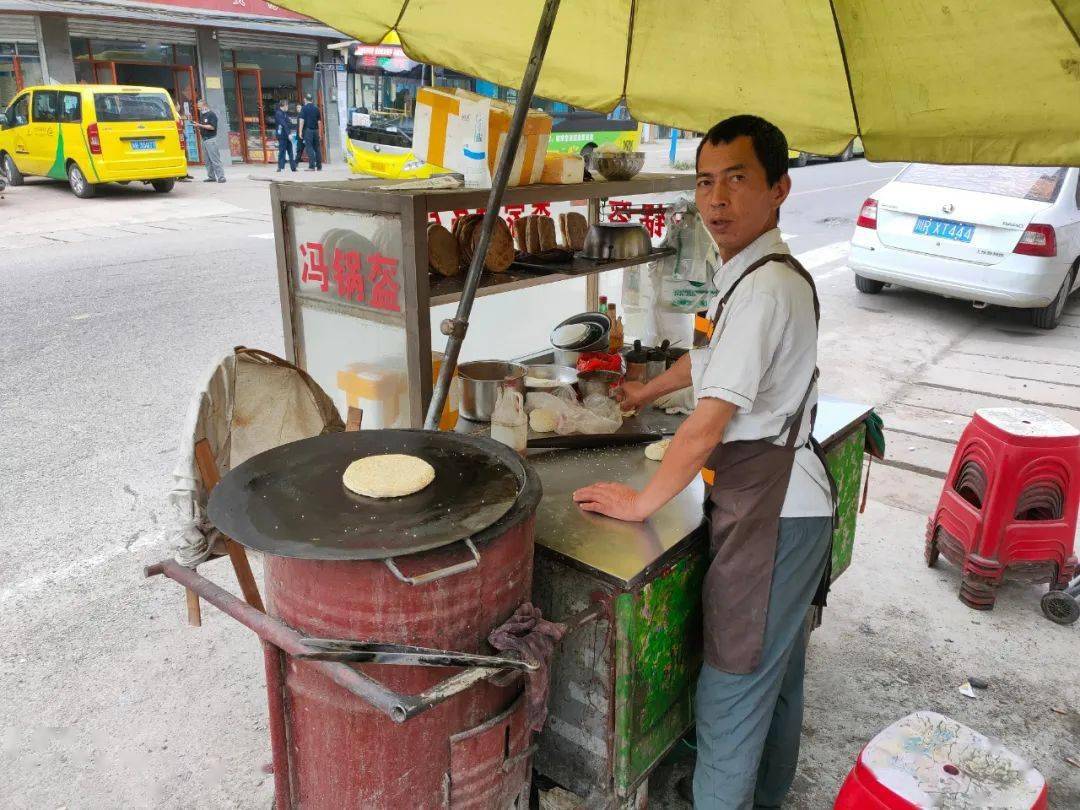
0, 84, 188, 198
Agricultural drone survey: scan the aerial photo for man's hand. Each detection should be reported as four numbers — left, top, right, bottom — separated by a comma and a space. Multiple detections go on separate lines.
573, 482, 647, 522
614, 381, 652, 413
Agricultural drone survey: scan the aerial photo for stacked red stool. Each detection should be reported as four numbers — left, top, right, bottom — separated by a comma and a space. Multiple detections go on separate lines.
835, 711, 1047, 808
926, 407, 1079, 609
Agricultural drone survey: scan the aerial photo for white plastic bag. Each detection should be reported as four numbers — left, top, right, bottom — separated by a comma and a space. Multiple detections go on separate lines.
651, 204, 717, 314
525, 392, 622, 435
491, 388, 527, 453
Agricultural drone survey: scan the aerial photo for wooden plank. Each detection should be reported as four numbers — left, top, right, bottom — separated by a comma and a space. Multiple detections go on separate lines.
952, 338, 1080, 367
874, 402, 967, 444
938, 353, 1080, 387
916, 366, 1080, 411
895, 386, 1080, 429
954, 338, 1080, 367
194, 439, 265, 613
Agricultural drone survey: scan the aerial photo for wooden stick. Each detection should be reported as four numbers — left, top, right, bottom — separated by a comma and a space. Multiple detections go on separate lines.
194, 439, 265, 613
186, 587, 202, 626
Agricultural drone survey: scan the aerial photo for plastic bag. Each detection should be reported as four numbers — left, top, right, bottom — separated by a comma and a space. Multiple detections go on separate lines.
491, 388, 527, 453
526, 392, 622, 435
652, 203, 717, 314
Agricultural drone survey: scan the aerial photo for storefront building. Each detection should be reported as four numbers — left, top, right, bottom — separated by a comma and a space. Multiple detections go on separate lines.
0, 1, 346, 165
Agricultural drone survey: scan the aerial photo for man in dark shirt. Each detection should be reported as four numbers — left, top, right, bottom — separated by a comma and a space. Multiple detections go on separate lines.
299, 93, 322, 171
274, 99, 297, 172
192, 98, 225, 183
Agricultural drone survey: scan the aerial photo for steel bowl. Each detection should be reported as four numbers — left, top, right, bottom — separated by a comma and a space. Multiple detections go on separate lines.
457, 360, 527, 422
524, 365, 579, 391
589, 151, 645, 181
550, 312, 610, 352
577, 370, 622, 399
580, 223, 652, 261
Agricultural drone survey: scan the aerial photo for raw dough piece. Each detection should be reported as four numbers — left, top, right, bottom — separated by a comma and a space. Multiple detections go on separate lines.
644, 438, 671, 461
342, 454, 435, 498
529, 408, 558, 433
525, 376, 563, 389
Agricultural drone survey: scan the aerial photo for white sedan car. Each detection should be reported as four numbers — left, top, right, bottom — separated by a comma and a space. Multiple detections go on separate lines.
849, 165, 1080, 328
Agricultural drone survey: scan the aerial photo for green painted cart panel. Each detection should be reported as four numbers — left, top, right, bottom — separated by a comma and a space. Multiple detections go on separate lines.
826, 424, 866, 580
612, 550, 707, 795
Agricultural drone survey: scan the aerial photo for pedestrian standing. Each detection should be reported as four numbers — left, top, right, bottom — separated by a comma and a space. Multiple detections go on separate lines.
299, 93, 322, 171
192, 98, 226, 183
274, 99, 297, 172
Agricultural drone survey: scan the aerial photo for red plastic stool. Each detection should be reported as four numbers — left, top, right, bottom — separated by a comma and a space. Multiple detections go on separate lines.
835, 711, 1047, 809
925, 407, 1079, 609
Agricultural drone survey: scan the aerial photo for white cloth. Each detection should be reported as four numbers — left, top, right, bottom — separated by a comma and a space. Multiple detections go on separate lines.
689, 228, 832, 518
168, 347, 344, 566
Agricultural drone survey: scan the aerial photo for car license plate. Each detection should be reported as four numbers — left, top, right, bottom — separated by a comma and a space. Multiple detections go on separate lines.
130, 139, 157, 151
914, 216, 975, 243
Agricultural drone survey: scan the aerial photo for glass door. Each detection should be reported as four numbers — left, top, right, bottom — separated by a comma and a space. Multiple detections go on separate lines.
237, 68, 268, 163
172, 65, 200, 164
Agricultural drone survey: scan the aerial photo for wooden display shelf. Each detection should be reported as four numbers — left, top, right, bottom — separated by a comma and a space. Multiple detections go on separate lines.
428, 247, 675, 306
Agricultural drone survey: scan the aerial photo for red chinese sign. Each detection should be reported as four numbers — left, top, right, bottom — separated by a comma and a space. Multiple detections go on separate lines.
299, 241, 401, 313
137, 0, 310, 20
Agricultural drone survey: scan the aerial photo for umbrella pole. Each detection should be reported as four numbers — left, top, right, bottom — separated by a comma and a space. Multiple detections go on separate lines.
424, 0, 562, 430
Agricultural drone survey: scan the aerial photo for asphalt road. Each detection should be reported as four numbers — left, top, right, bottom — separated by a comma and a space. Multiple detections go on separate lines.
2, 158, 1078, 808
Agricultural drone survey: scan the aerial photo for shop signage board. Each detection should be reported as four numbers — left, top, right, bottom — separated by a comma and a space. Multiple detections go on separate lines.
136, 0, 310, 20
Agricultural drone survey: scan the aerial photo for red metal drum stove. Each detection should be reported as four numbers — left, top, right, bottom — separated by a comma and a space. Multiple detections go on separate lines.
151, 429, 546, 809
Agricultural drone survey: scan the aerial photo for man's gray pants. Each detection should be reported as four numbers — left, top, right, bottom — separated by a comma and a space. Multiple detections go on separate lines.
693, 515, 832, 809
203, 137, 225, 181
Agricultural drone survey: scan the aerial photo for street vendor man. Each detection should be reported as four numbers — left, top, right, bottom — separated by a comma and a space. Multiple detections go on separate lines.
573, 115, 836, 809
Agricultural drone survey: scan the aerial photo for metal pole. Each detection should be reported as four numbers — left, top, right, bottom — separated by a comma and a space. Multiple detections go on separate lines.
425, 0, 563, 430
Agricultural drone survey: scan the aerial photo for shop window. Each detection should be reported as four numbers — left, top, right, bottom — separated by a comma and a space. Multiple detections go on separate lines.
88, 38, 171, 64
0, 41, 43, 105
59, 92, 82, 123
32, 89, 58, 122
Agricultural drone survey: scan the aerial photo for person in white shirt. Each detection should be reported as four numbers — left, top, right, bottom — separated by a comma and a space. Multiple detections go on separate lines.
574, 115, 835, 809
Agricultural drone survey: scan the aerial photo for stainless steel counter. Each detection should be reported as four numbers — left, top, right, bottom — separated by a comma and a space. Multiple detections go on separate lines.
463, 396, 872, 590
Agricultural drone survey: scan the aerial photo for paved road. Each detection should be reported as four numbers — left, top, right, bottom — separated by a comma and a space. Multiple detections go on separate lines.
2, 159, 1078, 808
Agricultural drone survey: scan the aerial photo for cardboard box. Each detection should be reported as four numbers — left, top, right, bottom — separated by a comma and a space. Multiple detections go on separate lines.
413, 87, 551, 186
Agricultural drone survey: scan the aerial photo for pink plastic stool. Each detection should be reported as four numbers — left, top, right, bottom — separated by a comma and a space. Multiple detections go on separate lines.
926, 407, 1080, 609
834, 711, 1047, 809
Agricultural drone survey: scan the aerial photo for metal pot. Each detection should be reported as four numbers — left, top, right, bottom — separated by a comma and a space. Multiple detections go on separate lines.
457, 360, 527, 422
581, 223, 651, 261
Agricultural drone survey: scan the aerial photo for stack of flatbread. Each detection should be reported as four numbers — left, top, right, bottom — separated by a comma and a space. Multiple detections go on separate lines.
427, 214, 515, 277
514, 211, 589, 256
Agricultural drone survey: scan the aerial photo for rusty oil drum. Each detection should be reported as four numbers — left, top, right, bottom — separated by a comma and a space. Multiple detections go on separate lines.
258, 436, 542, 809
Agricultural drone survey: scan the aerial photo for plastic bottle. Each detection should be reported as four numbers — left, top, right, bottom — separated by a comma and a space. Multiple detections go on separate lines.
490, 387, 527, 455
598, 295, 608, 314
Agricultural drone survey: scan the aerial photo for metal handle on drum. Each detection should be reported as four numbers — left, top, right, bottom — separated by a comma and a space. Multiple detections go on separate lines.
384, 538, 481, 585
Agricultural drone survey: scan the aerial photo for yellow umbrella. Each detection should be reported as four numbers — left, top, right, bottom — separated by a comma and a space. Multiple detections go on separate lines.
280, 0, 1078, 165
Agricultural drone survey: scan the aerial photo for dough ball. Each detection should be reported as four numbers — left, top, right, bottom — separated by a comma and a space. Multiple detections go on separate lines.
529, 408, 558, 434
342, 454, 435, 498
644, 438, 671, 462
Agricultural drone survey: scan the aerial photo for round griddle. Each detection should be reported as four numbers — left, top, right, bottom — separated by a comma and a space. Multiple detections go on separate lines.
208, 430, 535, 561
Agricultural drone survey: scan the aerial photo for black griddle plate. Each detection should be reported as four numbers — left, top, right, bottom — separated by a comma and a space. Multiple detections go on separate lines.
207, 430, 531, 561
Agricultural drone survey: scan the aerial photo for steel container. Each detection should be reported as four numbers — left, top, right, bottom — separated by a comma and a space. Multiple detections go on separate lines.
263, 464, 542, 808
457, 360, 527, 422
581, 223, 651, 260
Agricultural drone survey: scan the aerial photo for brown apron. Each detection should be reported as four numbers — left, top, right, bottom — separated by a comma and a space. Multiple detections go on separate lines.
700, 253, 837, 674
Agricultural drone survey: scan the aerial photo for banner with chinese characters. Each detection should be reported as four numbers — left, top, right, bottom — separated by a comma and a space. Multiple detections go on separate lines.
290, 206, 405, 316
